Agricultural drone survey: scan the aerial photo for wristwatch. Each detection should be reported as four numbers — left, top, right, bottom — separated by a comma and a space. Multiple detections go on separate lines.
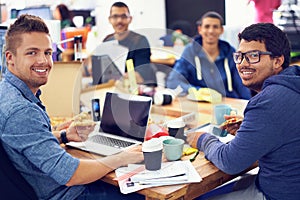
60, 130, 69, 144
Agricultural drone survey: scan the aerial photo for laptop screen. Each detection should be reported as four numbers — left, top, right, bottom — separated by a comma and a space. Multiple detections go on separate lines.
100, 92, 152, 142
11, 6, 53, 20
92, 55, 123, 85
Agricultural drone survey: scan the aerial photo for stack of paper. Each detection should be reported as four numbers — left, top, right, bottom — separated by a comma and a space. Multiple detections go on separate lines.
130, 162, 187, 184
115, 160, 202, 194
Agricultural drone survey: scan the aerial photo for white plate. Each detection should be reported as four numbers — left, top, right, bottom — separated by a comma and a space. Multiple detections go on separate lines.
186, 94, 209, 102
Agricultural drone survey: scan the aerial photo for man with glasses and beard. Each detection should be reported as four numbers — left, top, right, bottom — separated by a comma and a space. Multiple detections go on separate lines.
103, 1, 157, 86
187, 23, 300, 200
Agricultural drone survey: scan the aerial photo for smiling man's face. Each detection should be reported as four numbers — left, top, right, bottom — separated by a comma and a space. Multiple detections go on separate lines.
236, 39, 283, 92
6, 32, 53, 94
109, 6, 132, 34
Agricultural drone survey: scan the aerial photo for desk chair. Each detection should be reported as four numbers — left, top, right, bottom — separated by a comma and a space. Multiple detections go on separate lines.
0, 142, 38, 200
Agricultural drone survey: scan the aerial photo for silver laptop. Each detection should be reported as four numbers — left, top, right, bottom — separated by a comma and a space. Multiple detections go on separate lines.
67, 92, 152, 156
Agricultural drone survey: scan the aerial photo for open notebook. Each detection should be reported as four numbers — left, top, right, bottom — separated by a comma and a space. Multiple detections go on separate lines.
67, 92, 152, 156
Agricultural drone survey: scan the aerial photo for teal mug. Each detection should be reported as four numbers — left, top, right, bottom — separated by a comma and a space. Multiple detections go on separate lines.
213, 104, 237, 125
163, 138, 184, 161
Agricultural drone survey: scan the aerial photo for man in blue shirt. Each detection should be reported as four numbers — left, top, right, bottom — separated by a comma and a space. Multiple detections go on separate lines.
187, 23, 300, 200
166, 11, 251, 99
0, 14, 144, 200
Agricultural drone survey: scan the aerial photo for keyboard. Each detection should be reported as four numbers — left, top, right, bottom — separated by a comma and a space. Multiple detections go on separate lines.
89, 135, 135, 148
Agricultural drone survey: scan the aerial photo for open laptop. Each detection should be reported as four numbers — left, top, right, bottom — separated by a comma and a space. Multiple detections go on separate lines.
67, 92, 152, 156
91, 54, 123, 85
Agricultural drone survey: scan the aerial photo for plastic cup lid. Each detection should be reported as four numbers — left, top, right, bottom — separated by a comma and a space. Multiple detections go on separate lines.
167, 120, 185, 128
142, 138, 163, 152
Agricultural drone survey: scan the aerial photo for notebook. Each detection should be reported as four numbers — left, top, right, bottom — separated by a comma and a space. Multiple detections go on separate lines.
66, 92, 152, 156
91, 54, 123, 85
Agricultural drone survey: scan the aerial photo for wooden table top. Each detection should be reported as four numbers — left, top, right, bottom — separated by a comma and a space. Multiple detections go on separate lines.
74, 84, 251, 200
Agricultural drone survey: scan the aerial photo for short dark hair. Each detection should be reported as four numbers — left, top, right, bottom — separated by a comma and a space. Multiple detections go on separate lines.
56, 4, 73, 21
110, 2, 130, 14
196, 11, 224, 26
5, 14, 50, 55
238, 23, 291, 69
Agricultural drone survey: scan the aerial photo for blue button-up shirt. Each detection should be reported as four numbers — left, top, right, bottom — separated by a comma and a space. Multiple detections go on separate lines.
0, 71, 85, 200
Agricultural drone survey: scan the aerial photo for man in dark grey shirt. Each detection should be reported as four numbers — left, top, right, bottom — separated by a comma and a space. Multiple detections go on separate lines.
103, 2, 157, 86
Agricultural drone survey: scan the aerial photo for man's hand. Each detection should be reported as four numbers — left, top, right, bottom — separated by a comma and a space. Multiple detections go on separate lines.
220, 115, 243, 136
66, 112, 96, 142
100, 145, 144, 169
54, 120, 72, 131
67, 124, 96, 142
186, 131, 206, 148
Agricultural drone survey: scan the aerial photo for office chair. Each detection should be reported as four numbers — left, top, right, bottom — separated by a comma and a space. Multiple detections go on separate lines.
0, 142, 38, 200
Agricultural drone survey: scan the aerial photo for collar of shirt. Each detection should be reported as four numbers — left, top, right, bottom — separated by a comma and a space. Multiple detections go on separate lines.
5, 71, 46, 111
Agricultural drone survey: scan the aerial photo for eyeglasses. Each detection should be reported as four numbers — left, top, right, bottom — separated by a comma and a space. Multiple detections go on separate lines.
233, 50, 273, 64
109, 14, 131, 20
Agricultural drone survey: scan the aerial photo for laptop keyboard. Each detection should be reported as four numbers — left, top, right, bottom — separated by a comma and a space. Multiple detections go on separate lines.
89, 135, 135, 148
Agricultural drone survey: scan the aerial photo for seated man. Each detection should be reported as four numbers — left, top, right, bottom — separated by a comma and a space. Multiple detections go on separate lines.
0, 14, 144, 200
187, 23, 300, 200
103, 1, 157, 86
166, 11, 251, 99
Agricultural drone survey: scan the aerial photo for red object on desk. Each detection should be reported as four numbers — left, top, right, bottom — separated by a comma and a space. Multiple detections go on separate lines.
145, 124, 169, 141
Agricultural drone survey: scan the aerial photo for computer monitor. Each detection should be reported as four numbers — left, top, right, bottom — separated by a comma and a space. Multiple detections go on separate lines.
0, 25, 7, 72
91, 54, 123, 85
11, 6, 53, 20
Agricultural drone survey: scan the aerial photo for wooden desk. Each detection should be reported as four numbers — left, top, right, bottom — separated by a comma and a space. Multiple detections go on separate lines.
80, 85, 248, 127
75, 85, 250, 200
66, 144, 255, 200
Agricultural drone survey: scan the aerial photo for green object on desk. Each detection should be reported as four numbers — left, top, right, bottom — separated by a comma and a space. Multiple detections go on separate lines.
190, 150, 199, 162
291, 51, 300, 58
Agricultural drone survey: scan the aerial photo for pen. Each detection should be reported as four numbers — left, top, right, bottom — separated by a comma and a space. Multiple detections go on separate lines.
184, 123, 211, 135
190, 150, 199, 162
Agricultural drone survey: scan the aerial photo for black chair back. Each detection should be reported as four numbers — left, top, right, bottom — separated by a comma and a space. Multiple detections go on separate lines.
0, 142, 38, 200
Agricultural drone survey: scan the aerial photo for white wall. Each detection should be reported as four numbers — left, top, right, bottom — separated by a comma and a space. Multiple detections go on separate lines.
222, 0, 255, 48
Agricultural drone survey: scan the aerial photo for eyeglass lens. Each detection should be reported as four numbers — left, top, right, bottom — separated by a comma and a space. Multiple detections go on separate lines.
233, 51, 271, 64
109, 14, 130, 20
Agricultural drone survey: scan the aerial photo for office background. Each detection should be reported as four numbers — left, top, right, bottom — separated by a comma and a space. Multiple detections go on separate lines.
1, 0, 256, 49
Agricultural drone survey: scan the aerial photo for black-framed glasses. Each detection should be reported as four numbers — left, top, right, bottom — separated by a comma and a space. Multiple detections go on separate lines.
109, 14, 131, 20
233, 50, 273, 64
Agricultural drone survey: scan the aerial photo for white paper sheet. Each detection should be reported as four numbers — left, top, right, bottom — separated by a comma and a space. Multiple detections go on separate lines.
115, 160, 202, 194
